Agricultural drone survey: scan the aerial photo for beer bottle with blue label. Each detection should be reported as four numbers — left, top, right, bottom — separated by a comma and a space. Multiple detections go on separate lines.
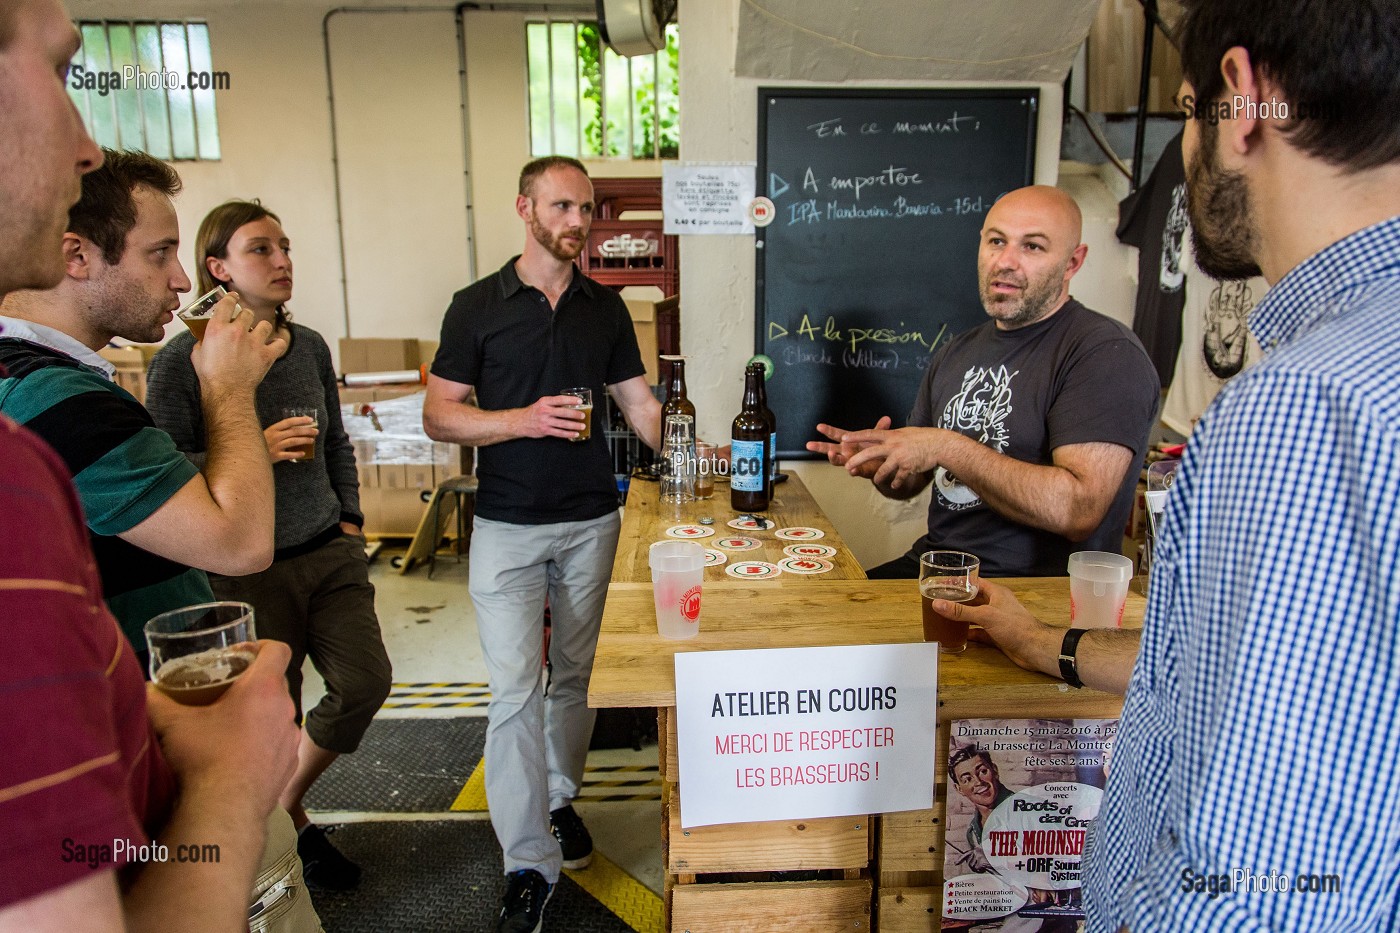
730, 366, 770, 511
750, 362, 777, 495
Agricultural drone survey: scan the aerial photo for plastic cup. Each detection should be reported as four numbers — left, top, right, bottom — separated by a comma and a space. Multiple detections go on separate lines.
1068, 551, 1134, 629
649, 540, 704, 640
145, 601, 257, 705
176, 285, 227, 340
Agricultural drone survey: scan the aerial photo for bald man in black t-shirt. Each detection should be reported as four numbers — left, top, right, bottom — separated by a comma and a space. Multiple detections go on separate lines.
809, 186, 1159, 577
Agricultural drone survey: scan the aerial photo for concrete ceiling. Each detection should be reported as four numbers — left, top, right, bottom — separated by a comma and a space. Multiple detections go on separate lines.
734, 0, 1105, 83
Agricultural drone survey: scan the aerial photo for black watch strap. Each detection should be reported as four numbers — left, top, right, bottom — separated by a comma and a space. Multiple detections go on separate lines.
1059, 628, 1088, 689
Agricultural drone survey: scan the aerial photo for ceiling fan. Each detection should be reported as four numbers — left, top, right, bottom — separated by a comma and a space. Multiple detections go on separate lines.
596, 0, 677, 56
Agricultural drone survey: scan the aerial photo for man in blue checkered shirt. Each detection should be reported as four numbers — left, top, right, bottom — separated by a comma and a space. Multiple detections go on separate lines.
936, 1, 1400, 929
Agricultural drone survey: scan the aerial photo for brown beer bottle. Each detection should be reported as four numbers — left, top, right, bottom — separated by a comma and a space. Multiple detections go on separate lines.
750, 362, 777, 495
662, 358, 697, 424
730, 367, 770, 512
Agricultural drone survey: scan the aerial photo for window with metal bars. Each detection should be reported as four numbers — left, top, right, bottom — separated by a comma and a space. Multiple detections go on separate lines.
66, 20, 223, 161
525, 20, 678, 160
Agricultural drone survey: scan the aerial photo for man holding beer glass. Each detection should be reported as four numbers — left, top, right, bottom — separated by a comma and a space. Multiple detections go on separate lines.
0, 149, 285, 654
425, 156, 661, 933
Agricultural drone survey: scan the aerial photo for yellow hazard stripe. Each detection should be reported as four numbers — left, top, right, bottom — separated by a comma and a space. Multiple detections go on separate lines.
449, 758, 664, 928
381, 700, 490, 709
566, 851, 664, 933
450, 759, 488, 812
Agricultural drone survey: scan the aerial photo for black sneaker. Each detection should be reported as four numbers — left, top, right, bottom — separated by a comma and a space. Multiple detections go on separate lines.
497, 869, 553, 933
549, 804, 593, 869
297, 823, 362, 891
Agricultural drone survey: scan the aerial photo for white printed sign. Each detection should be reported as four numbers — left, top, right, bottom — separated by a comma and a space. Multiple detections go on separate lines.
663, 163, 755, 234
674, 643, 938, 828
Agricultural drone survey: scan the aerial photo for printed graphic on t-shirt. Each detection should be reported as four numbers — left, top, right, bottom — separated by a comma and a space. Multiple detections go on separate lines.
1159, 182, 1187, 293
1203, 279, 1253, 379
935, 364, 1018, 510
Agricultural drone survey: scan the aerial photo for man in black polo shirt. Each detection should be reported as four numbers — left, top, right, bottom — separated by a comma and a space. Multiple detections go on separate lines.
425, 156, 661, 933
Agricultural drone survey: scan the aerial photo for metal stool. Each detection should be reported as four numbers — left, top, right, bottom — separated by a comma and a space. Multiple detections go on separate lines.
396, 474, 478, 577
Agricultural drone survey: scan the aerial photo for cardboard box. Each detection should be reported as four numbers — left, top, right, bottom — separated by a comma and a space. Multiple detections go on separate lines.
418, 339, 439, 369
379, 463, 408, 490
339, 385, 424, 405
339, 387, 377, 405
623, 295, 677, 385
359, 487, 429, 537
99, 345, 154, 402
405, 463, 436, 491
338, 338, 420, 376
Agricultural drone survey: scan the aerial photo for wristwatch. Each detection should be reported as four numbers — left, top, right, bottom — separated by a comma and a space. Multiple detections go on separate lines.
1058, 628, 1088, 689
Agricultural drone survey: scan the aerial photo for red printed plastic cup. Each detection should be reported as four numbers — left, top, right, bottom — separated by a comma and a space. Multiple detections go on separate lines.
649, 540, 704, 639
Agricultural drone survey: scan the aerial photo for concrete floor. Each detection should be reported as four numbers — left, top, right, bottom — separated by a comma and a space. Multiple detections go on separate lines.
301, 542, 666, 896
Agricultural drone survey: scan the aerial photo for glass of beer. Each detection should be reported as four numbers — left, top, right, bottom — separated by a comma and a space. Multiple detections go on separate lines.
176, 285, 227, 341
919, 550, 979, 652
145, 602, 257, 705
282, 406, 318, 461
561, 387, 593, 442
694, 441, 717, 499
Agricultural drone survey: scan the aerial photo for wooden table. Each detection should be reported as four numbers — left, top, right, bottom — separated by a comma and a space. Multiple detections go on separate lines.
591, 476, 1144, 931
610, 472, 866, 583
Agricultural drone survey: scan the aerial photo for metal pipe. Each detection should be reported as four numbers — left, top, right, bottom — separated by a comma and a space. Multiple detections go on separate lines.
455, 3, 478, 283
1131, 0, 1157, 191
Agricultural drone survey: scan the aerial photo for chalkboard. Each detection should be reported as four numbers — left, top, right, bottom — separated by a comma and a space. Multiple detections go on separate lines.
756, 88, 1038, 458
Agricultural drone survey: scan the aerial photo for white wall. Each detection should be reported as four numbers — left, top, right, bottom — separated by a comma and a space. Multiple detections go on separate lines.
328, 9, 468, 341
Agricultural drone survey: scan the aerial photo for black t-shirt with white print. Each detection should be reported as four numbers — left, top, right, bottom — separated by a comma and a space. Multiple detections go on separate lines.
906, 300, 1159, 576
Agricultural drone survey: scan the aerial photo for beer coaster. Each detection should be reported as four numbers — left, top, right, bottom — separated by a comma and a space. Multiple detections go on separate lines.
665, 524, 714, 539
715, 536, 762, 551
702, 548, 728, 567
778, 557, 834, 575
774, 527, 825, 540
726, 561, 782, 580
727, 516, 775, 531
783, 543, 837, 559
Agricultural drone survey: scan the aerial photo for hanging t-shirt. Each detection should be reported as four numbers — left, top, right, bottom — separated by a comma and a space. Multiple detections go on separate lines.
906, 300, 1160, 577
1160, 231, 1266, 436
1117, 130, 1188, 385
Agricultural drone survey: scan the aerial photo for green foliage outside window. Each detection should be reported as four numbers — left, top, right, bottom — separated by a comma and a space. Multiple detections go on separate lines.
527, 20, 678, 160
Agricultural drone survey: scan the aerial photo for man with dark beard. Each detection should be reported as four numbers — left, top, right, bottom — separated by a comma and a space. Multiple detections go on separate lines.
939, 2, 1400, 930
809, 185, 1159, 576
425, 156, 661, 933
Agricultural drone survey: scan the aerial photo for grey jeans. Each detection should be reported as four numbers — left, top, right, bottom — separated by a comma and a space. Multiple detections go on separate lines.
468, 511, 621, 881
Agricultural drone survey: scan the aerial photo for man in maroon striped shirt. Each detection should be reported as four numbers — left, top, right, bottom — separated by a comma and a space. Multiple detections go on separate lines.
0, 2, 301, 930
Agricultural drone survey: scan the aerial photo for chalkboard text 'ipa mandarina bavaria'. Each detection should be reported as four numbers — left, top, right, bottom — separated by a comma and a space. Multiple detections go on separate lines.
730, 367, 770, 512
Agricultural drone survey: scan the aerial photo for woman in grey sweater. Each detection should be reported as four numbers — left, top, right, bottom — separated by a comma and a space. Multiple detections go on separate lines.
146, 200, 391, 892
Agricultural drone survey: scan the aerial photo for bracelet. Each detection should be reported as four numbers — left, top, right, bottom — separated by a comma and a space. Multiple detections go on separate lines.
1058, 628, 1088, 689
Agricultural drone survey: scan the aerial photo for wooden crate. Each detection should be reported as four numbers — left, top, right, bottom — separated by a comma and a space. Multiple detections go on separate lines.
667, 786, 869, 874
661, 706, 875, 930
671, 879, 872, 933
876, 886, 941, 933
